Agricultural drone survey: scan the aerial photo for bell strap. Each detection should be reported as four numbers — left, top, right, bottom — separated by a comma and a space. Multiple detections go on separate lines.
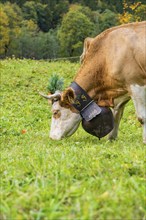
70, 82, 101, 121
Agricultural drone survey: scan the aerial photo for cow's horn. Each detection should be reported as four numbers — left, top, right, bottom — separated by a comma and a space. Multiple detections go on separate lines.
39, 92, 61, 100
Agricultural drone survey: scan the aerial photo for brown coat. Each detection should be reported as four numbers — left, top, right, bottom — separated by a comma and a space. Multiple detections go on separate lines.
68, 21, 146, 107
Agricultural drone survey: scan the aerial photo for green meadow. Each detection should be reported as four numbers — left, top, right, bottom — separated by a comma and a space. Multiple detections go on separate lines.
0, 59, 145, 220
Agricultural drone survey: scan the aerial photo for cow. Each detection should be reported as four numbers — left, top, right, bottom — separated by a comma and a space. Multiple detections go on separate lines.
40, 21, 146, 144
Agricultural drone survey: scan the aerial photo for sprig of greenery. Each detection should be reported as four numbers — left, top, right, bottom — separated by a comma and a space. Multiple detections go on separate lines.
47, 73, 64, 94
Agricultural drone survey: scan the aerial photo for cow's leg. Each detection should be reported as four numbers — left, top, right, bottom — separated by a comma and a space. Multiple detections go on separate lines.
108, 95, 130, 140
130, 85, 146, 144
108, 102, 127, 140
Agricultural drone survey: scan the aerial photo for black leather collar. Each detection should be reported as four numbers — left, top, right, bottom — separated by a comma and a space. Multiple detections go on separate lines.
70, 82, 101, 121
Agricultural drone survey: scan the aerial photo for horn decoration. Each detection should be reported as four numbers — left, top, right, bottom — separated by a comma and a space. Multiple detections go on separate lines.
39, 91, 61, 100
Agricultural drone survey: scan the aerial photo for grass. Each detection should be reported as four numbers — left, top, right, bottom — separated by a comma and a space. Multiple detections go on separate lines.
0, 59, 146, 220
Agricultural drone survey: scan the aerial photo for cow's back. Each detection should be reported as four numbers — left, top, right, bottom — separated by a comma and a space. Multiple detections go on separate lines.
103, 21, 146, 86
83, 22, 146, 87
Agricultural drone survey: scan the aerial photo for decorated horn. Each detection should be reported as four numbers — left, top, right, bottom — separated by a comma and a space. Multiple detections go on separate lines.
39, 91, 61, 100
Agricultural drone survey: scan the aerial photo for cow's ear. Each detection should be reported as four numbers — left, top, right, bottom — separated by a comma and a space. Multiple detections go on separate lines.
61, 88, 75, 105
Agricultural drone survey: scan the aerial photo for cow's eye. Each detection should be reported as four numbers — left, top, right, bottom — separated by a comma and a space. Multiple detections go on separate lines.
53, 110, 61, 119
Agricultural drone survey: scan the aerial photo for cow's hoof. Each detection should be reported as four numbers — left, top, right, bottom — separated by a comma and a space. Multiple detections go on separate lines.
108, 136, 116, 141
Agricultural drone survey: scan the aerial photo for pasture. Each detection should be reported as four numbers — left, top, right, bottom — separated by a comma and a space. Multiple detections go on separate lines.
0, 59, 145, 220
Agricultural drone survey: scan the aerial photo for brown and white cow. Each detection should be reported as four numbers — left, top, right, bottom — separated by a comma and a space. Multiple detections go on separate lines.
40, 21, 146, 143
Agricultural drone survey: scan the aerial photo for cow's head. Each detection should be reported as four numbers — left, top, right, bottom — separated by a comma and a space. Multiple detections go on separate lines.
40, 89, 81, 140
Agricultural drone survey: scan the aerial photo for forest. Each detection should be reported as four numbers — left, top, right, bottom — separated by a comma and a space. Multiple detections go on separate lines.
0, 0, 146, 59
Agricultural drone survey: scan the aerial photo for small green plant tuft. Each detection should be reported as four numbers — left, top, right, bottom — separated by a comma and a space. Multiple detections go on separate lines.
47, 73, 64, 94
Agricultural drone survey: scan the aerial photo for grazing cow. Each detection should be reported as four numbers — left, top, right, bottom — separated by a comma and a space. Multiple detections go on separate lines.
40, 21, 146, 143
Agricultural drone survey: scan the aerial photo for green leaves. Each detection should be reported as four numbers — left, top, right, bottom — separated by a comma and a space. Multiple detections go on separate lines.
47, 73, 64, 94
58, 5, 96, 57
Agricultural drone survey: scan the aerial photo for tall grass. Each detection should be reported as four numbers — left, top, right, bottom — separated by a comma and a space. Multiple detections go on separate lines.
0, 59, 145, 220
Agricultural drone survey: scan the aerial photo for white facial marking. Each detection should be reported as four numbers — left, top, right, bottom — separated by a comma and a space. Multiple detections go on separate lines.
49, 101, 81, 140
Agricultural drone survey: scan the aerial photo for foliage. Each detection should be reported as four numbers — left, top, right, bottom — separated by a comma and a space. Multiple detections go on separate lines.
119, 1, 146, 24
1, 26, 60, 59
47, 74, 64, 93
3, 2, 22, 29
33, 30, 60, 59
0, 2, 23, 56
0, 5, 9, 55
0, 59, 145, 220
58, 5, 95, 56
22, 1, 38, 23
51, 0, 69, 29
22, 0, 69, 32
98, 9, 119, 32
0, 0, 145, 59
134, 4, 146, 21
34, 2, 52, 32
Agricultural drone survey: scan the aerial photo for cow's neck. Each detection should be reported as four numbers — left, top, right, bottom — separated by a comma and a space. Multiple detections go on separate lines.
74, 62, 106, 101
74, 67, 97, 98
74, 63, 127, 107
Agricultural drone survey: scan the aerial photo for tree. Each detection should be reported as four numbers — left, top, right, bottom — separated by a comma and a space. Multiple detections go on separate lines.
1, 2, 23, 56
8, 28, 60, 59
36, 3, 52, 32
133, 4, 146, 21
58, 5, 96, 57
51, 0, 69, 29
22, 1, 37, 23
98, 9, 119, 32
21, 0, 69, 32
34, 30, 60, 59
119, 1, 146, 24
22, 1, 52, 32
0, 5, 9, 56
7, 19, 38, 58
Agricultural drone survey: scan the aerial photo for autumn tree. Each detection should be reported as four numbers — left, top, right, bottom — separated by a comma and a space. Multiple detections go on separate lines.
0, 5, 9, 56
1, 0, 145, 59
8, 19, 38, 58
134, 4, 146, 21
119, 1, 146, 24
1, 2, 23, 56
